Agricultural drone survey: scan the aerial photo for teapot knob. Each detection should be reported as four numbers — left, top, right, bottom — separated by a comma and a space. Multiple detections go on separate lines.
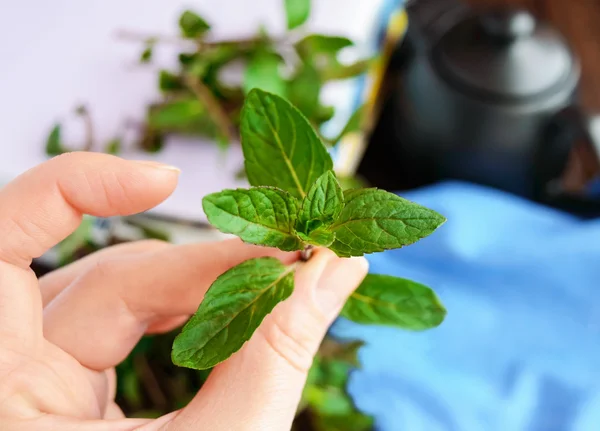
479, 10, 536, 41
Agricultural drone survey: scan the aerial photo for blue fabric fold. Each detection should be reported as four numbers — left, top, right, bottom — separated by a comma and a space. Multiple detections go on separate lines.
331, 181, 600, 431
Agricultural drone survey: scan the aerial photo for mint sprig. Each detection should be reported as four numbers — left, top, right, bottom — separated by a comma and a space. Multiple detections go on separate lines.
172, 89, 447, 370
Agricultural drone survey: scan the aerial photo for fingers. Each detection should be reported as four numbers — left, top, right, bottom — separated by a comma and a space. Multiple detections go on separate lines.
2, 416, 152, 431
43, 239, 298, 371
40, 240, 169, 306
0, 153, 179, 350
168, 249, 368, 431
0, 153, 179, 268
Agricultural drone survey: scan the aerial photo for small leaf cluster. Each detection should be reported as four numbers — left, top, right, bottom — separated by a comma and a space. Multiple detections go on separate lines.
171, 89, 447, 371
45, 0, 369, 156
298, 338, 374, 431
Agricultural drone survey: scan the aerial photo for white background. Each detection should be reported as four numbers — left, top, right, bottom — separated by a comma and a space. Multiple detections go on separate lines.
0, 0, 384, 221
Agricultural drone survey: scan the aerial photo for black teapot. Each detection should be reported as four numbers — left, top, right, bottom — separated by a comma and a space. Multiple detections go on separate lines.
385, 0, 600, 214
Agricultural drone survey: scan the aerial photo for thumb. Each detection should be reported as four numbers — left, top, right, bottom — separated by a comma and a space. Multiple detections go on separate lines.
167, 249, 368, 430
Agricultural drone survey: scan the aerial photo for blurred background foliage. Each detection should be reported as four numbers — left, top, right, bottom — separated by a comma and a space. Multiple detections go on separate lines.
46, 5, 369, 158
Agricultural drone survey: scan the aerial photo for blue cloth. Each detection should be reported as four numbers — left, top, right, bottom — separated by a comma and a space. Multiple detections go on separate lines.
331, 181, 600, 431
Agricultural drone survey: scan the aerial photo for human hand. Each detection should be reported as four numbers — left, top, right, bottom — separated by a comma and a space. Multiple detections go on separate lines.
0, 153, 368, 430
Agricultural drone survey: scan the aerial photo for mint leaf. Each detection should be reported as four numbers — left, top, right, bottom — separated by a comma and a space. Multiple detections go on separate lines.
240, 89, 333, 200
288, 62, 321, 119
334, 105, 364, 144
314, 104, 335, 124
148, 99, 204, 129
57, 216, 95, 266
303, 338, 374, 431
179, 10, 211, 38
318, 338, 364, 367
203, 187, 303, 251
329, 189, 445, 257
297, 171, 343, 235
297, 228, 335, 247
140, 45, 153, 63
105, 138, 121, 155
336, 174, 367, 191
243, 51, 286, 97
45, 124, 66, 156
285, 0, 310, 29
322, 58, 372, 81
158, 70, 183, 92
172, 257, 295, 369
296, 35, 353, 56
313, 410, 374, 431
178, 52, 197, 66
341, 274, 446, 330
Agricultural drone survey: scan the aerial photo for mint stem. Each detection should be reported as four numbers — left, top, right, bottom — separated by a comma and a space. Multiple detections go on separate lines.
300, 245, 314, 262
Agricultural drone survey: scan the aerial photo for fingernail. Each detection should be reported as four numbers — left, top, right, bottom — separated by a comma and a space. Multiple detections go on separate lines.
132, 160, 181, 173
315, 257, 369, 316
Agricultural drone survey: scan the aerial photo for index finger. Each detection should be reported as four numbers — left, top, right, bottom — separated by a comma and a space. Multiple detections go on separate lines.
0, 152, 179, 350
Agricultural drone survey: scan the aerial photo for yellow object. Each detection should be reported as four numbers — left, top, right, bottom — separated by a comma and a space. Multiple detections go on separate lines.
335, 9, 409, 177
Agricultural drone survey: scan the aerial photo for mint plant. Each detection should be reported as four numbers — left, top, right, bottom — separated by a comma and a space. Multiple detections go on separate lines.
171, 88, 447, 370
46, 0, 370, 157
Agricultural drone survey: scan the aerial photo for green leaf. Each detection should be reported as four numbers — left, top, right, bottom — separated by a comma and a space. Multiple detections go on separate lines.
158, 70, 184, 92
296, 34, 353, 56
314, 105, 335, 124
179, 10, 211, 38
306, 384, 355, 417
288, 62, 321, 119
313, 410, 374, 431
297, 171, 343, 234
187, 58, 210, 78
203, 187, 303, 251
105, 138, 121, 155
334, 105, 364, 144
178, 52, 197, 66
140, 45, 153, 63
172, 257, 295, 370
322, 58, 372, 81
243, 51, 286, 97
285, 0, 310, 29
45, 124, 67, 156
336, 174, 368, 191
56, 216, 95, 266
297, 229, 335, 247
329, 188, 446, 257
125, 219, 171, 242
341, 274, 446, 330
318, 338, 364, 368
240, 89, 333, 200
120, 370, 142, 408
147, 99, 204, 129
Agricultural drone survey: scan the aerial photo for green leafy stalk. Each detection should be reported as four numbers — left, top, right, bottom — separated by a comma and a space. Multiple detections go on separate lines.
174, 90, 447, 375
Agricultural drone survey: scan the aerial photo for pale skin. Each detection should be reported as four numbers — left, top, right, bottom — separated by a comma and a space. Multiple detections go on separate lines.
0, 152, 368, 430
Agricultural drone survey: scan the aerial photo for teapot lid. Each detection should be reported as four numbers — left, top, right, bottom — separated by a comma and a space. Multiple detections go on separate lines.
432, 9, 578, 102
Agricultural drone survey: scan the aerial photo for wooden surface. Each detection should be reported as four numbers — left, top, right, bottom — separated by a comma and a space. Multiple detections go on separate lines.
465, 0, 600, 111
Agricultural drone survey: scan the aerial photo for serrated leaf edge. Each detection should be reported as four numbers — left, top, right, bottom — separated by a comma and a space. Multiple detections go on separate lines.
172, 260, 297, 369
